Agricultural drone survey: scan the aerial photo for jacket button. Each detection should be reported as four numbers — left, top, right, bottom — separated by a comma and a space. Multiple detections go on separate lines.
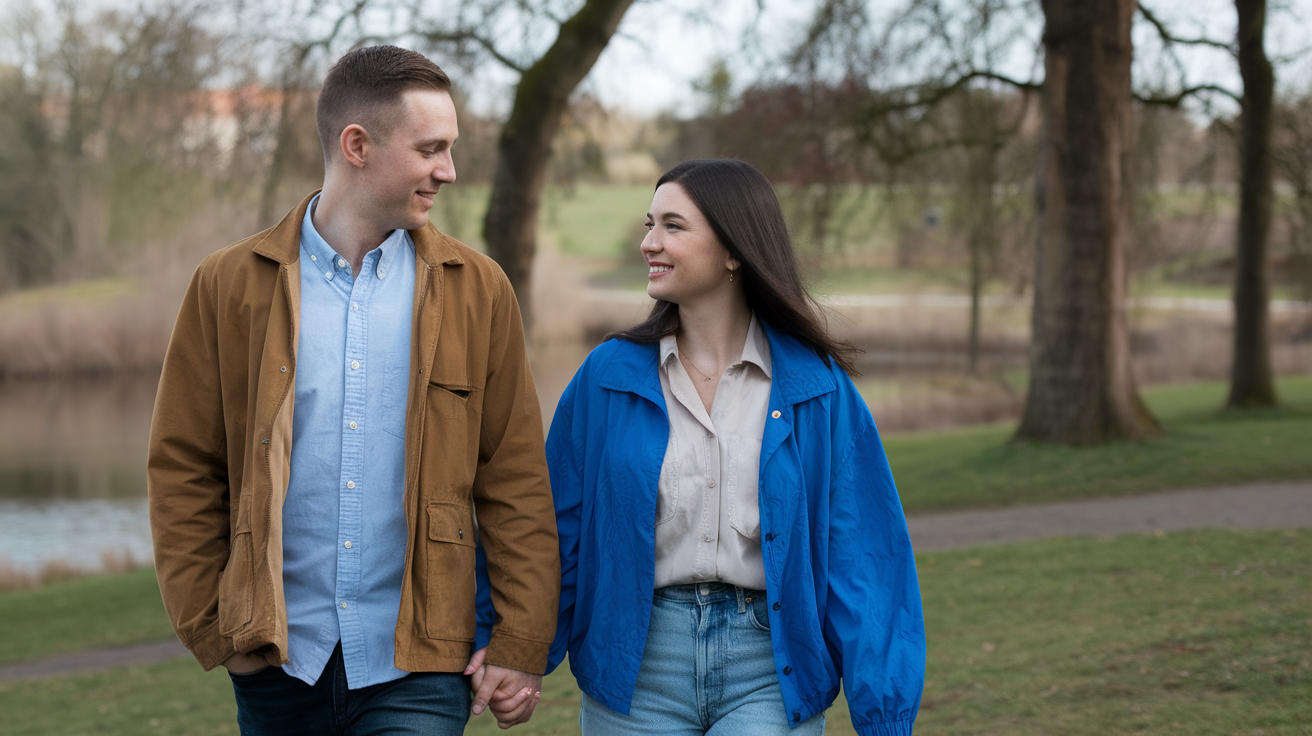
280, 366, 287, 373
793, 713, 801, 723
773, 602, 781, 611
764, 533, 775, 542
772, 410, 782, 419
783, 665, 792, 675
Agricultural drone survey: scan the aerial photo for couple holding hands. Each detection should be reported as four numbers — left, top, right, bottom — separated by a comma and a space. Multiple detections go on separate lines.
147, 45, 924, 736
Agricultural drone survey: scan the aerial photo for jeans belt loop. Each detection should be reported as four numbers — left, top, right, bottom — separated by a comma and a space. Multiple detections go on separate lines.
735, 586, 747, 614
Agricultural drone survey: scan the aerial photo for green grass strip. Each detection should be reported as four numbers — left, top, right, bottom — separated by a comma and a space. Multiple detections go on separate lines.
2, 529, 1308, 734
883, 375, 1312, 512
0, 567, 173, 666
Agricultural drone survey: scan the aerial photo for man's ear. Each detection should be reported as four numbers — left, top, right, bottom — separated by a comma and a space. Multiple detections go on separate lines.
339, 124, 370, 168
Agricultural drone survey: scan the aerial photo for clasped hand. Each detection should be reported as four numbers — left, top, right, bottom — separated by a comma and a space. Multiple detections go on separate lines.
463, 647, 543, 729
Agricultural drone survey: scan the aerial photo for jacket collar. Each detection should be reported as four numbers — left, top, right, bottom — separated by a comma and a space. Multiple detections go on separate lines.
252, 189, 466, 268
598, 339, 665, 409
761, 322, 837, 405
597, 321, 836, 407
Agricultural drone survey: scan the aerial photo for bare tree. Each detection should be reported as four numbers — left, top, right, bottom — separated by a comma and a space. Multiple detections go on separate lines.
1228, 0, 1278, 407
0, 0, 227, 289
1015, 0, 1160, 443
467, 0, 637, 325
1273, 92, 1312, 305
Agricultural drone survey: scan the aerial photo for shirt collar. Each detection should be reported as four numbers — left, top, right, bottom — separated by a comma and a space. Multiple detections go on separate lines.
741, 313, 772, 378
656, 312, 772, 379
300, 193, 411, 282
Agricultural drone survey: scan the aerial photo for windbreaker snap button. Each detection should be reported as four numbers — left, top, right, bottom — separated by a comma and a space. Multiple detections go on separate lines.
771, 410, 781, 419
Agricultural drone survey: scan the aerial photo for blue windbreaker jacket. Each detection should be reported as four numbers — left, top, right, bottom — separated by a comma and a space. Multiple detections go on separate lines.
480, 326, 924, 735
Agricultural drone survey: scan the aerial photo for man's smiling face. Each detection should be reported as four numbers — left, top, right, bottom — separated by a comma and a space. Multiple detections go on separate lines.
361, 88, 458, 232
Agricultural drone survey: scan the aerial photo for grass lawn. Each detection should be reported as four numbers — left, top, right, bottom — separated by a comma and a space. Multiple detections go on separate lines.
2, 529, 1309, 734
0, 567, 172, 666
542, 184, 653, 258
882, 374, 1312, 513
907, 528, 1312, 735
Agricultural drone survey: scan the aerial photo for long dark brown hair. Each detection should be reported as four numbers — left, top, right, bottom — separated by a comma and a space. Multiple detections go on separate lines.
609, 158, 859, 375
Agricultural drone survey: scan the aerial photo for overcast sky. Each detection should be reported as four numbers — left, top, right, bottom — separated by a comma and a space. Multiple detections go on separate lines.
6, 0, 1312, 118
579, 0, 1312, 118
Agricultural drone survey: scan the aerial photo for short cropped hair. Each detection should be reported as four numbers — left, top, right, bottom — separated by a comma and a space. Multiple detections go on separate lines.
316, 45, 451, 160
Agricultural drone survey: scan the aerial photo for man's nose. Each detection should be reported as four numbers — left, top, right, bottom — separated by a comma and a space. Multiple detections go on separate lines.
436, 153, 456, 184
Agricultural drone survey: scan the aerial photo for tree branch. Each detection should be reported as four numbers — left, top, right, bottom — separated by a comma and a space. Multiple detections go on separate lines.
868, 68, 1041, 117
1138, 5, 1235, 53
1135, 83, 1242, 106
421, 28, 526, 73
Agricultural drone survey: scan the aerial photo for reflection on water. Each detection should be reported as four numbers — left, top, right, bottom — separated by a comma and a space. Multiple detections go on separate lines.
0, 377, 156, 500
0, 376, 157, 571
0, 498, 152, 573
0, 340, 1030, 573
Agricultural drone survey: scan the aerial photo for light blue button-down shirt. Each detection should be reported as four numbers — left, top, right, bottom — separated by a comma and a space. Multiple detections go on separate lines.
281, 195, 416, 688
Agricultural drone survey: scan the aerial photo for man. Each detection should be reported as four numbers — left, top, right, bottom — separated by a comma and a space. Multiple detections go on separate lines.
147, 46, 559, 734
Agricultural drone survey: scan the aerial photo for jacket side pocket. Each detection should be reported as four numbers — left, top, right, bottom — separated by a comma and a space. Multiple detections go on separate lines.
423, 502, 478, 641
217, 531, 253, 636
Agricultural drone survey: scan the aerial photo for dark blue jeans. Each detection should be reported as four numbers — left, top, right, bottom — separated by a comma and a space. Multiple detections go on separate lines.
228, 644, 471, 736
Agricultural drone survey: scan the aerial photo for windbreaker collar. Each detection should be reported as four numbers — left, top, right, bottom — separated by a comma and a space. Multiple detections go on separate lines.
597, 339, 664, 407
761, 322, 837, 405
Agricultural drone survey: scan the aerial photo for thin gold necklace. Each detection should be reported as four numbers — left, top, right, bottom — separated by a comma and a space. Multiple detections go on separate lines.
680, 350, 719, 383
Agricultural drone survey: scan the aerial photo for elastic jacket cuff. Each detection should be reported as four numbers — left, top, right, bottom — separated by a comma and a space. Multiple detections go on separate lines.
484, 632, 551, 675
855, 718, 914, 736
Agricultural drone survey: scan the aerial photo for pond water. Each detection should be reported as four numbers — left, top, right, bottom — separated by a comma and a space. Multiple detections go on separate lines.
0, 344, 1021, 575
0, 377, 157, 573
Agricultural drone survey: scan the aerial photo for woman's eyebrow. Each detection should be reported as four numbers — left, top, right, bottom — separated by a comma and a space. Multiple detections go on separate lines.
648, 211, 689, 222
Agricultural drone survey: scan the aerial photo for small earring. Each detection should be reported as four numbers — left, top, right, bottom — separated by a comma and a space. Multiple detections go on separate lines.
729, 271, 735, 282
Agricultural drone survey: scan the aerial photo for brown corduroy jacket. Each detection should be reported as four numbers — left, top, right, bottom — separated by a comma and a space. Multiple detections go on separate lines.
147, 192, 559, 676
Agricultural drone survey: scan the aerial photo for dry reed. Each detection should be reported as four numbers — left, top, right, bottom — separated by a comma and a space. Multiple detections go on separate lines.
0, 549, 149, 593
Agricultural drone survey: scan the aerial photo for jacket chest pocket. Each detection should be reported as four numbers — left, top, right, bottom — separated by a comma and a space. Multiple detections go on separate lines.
428, 381, 475, 420
726, 435, 763, 541
423, 502, 477, 641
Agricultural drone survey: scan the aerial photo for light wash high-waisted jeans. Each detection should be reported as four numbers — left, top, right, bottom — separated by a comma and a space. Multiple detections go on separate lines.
580, 582, 826, 735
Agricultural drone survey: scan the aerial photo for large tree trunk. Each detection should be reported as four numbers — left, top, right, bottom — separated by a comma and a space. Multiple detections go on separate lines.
1016, 0, 1160, 444
483, 0, 636, 326
1228, 0, 1278, 407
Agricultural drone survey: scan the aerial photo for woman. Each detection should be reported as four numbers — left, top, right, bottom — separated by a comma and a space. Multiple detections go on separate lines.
546, 159, 924, 735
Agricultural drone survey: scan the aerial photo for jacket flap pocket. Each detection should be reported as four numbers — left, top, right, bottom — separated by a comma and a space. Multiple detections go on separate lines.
428, 375, 476, 398
427, 503, 475, 547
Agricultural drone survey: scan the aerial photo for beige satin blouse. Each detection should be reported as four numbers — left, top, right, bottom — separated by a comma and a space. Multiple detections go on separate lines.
653, 314, 772, 590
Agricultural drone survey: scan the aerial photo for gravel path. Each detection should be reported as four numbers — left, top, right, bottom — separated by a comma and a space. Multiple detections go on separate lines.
3, 479, 1309, 682
906, 479, 1312, 551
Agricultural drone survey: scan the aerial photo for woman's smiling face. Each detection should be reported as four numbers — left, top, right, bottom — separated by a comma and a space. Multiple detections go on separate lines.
641, 183, 739, 305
